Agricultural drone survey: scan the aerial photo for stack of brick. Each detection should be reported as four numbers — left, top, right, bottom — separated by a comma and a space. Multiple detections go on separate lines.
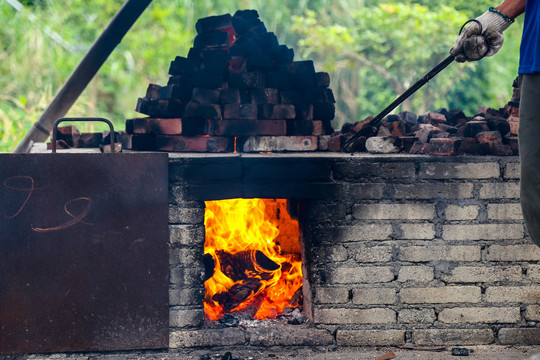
334, 78, 520, 155
120, 10, 335, 153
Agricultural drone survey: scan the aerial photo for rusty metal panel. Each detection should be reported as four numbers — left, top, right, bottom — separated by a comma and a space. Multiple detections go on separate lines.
0, 153, 169, 354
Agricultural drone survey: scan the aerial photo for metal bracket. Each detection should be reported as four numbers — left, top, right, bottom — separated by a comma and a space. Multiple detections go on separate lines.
51, 117, 116, 153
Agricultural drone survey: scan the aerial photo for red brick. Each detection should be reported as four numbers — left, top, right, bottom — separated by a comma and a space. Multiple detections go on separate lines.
410, 141, 430, 154
429, 138, 461, 155
155, 135, 230, 152
222, 104, 258, 120
211, 119, 287, 136
258, 104, 296, 120
392, 121, 407, 137
426, 112, 447, 124
414, 124, 442, 143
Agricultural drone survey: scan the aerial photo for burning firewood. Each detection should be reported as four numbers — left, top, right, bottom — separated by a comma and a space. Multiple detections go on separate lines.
213, 277, 263, 312
215, 249, 280, 281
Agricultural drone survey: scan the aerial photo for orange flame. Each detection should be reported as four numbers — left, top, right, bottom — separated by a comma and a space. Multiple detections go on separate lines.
204, 198, 302, 320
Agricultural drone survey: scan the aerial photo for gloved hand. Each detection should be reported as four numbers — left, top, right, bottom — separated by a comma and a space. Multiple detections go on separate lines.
450, 8, 514, 62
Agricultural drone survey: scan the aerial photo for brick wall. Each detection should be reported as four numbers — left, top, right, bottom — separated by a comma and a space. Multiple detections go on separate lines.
168, 154, 540, 348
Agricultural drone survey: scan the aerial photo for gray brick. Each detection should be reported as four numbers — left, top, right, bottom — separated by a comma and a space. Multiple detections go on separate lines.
169, 307, 204, 328
170, 247, 199, 267
169, 287, 204, 306
398, 266, 434, 282
353, 245, 393, 263
330, 266, 394, 284
485, 245, 540, 261
530, 265, 540, 281
445, 205, 480, 221
249, 328, 333, 346
353, 203, 434, 220
170, 265, 205, 286
335, 224, 393, 242
398, 308, 436, 324
504, 162, 520, 180
441, 265, 522, 283
334, 161, 416, 179
439, 307, 520, 324
352, 288, 397, 305
499, 328, 540, 345
487, 203, 523, 220
401, 286, 481, 304
349, 183, 386, 199
419, 162, 500, 179
313, 307, 396, 324
314, 287, 350, 304
315, 245, 349, 262
399, 245, 481, 262
169, 225, 205, 245
336, 329, 405, 346
393, 183, 474, 199
525, 305, 540, 321
413, 329, 494, 345
399, 223, 435, 240
169, 206, 205, 224
479, 182, 520, 199
443, 224, 523, 241
485, 286, 540, 304
169, 328, 248, 348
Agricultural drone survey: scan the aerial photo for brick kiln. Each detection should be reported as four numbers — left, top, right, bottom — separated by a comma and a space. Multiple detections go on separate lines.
34, 9, 540, 356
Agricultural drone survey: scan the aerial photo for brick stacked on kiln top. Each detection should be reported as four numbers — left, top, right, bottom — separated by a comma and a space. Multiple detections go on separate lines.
335, 78, 521, 156
122, 10, 335, 153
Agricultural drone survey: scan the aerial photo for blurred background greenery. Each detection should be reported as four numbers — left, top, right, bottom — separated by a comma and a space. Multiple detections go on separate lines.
0, 0, 523, 152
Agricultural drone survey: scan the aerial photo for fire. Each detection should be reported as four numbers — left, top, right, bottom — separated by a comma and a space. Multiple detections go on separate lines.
203, 198, 303, 320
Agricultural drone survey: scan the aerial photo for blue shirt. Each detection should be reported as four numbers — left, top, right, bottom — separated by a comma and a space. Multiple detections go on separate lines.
519, 1, 540, 73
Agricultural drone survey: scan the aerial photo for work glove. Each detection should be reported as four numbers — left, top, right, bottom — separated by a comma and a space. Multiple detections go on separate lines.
450, 8, 514, 62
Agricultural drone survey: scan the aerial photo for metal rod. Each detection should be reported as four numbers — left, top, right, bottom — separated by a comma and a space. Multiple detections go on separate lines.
13, 0, 152, 153
343, 54, 455, 152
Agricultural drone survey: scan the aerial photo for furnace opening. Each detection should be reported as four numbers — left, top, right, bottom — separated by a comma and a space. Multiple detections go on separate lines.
203, 198, 303, 321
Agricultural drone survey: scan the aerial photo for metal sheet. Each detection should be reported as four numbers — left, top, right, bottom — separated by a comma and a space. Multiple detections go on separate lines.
0, 153, 169, 354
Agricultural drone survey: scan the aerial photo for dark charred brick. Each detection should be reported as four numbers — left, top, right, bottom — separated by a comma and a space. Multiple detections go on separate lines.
486, 116, 511, 136
304, 88, 335, 103
445, 109, 468, 126
429, 138, 461, 155
246, 50, 273, 71
287, 120, 324, 136
192, 88, 220, 103
126, 118, 150, 134
195, 14, 233, 34
457, 138, 490, 155
266, 72, 289, 89
167, 73, 193, 87
251, 88, 280, 104
232, 9, 261, 34
145, 84, 162, 100
295, 103, 314, 121
229, 39, 259, 57
315, 72, 331, 88
228, 72, 265, 89
287, 61, 316, 89
222, 104, 258, 120
258, 104, 296, 120
160, 84, 192, 102
210, 119, 286, 136
313, 102, 335, 120
193, 31, 231, 49
117, 133, 155, 151
169, 56, 198, 76
410, 141, 430, 154
230, 56, 247, 73
220, 88, 241, 104
184, 101, 221, 119
462, 120, 490, 137
392, 121, 407, 137
155, 135, 230, 152
200, 49, 229, 74
192, 71, 224, 89
135, 98, 186, 118
276, 45, 294, 65
78, 133, 103, 147
261, 32, 280, 54
400, 136, 418, 153
280, 90, 302, 104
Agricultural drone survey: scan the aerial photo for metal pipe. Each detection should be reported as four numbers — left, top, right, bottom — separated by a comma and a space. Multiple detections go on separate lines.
13, 0, 152, 153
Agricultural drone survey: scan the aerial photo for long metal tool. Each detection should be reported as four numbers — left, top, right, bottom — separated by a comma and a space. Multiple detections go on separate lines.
342, 54, 455, 152
13, 0, 152, 154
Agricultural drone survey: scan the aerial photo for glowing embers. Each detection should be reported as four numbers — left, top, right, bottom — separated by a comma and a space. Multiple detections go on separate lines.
203, 198, 302, 321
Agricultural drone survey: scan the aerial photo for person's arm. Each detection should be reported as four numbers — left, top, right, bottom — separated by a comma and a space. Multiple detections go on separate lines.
495, 0, 526, 20
450, 0, 526, 62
